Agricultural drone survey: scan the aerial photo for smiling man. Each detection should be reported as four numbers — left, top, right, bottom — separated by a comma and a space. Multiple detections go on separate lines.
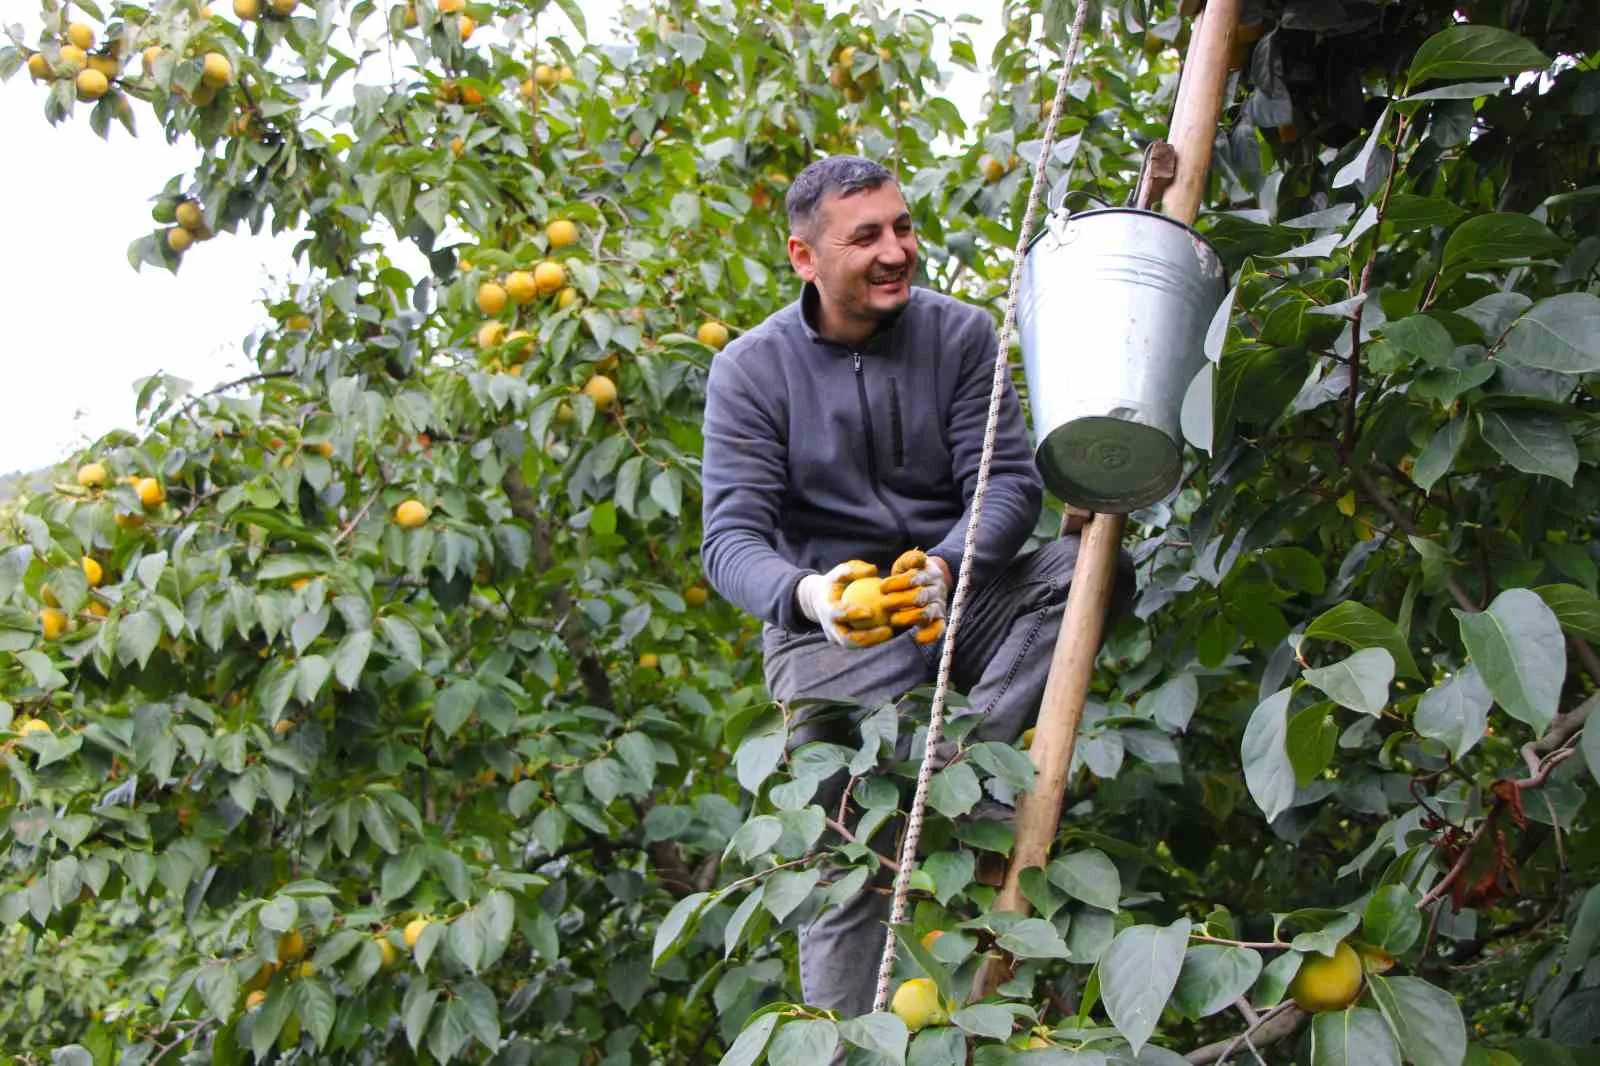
700, 155, 1119, 1020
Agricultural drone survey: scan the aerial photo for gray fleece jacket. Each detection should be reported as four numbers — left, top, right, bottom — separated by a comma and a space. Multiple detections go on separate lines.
700, 282, 1044, 632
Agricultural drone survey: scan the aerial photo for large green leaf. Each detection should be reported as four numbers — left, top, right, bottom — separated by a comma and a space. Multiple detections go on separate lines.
1455, 589, 1566, 732
1478, 411, 1578, 485
1242, 688, 1296, 822
1363, 885, 1423, 953
1535, 584, 1600, 642
1368, 976, 1468, 1066
1442, 213, 1566, 274
1311, 1007, 1402, 1066
1412, 417, 1467, 493
1303, 602, 1420, 679
1172, 945, 1262, 1019
839, 1013, 908, 1063
768, 1019, 839, 1066
1498, 294, 1600, 373
1047, 848, 1122, 911
1407, 25, 1550, 85
719, 1013, 780, 1066
1101, 919, 1189, 1053
1414, 666, 1492, 760
1302, 648, 1394, 716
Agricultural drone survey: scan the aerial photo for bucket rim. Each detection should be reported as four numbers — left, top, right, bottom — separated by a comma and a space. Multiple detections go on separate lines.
1025, 205, 1223, 264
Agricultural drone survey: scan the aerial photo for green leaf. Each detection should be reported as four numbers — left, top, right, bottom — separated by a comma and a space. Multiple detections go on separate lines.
1414, 666, 1493, 760
996, 917, 1071, 959
839, 1013, 908, 1063
1382, 194, 1467, 231
950, 1003, 1013, 1040
1047, 848, 1122, 911
908, 1027, 965, 1066
1380, 316, 1453, 367
1173, 945, 1263, 1019
332, 630, 372, 690
967, 741, 1035, 791
1407, 25, 1550, 86
1412, 417, 1467, 493
1286, 702, 1340, 787
1455, 588, 1565, 733
1478, 410, 1578, 485
117, 610, 161, 670
1303, 602, 1421, 679
1135, 674, 1199, 732
432, 680, 479, 738
723, 886, 766, 957
763, 867, 820, 922
1311, 1006, 1402, 1066
768, 1019, 838, 1066
923, 850, 974, 906
719, 1013, 780, 1066
1442, 213, 1566, 274
1368, 976, 1468, 1066
259, 894, 298, 933
1364, 885, 1423, 953
1535, 584, 1600, 642
378, 616, 422, 669
1242, 688, 1296, 822
1253, 950, 1304, 1009
927, 762, 982, 818
582, 758, 624, 806
1100, 919, 1189, 1053
294, 979, 337, 1050
652, 891, 714, 968
1303, 648, 1393, 715
1498, 294, 1600, 373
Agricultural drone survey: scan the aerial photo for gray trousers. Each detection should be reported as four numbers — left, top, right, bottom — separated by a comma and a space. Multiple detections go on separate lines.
761, 536, 1131, 1021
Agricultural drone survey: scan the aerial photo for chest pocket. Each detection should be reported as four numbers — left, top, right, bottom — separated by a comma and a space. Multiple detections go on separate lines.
880, 373, 954, 495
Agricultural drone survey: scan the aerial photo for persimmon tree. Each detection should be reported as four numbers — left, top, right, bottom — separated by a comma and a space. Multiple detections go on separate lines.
2, 0, 1597, 1064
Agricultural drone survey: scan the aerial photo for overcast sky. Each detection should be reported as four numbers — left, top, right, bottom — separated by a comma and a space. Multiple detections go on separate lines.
1, 2, 998, 476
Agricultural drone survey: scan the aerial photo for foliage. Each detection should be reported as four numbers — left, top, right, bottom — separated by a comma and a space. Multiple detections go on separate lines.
2, 0, 1598, 1064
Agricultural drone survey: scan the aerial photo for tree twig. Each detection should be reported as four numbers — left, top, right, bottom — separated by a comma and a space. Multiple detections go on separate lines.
173, 370, 295, 422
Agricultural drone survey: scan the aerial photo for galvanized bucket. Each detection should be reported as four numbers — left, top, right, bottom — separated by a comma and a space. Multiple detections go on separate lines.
1017, 207, 1226, 512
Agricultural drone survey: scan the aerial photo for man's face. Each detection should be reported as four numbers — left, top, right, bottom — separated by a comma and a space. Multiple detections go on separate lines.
789, 182, 918, 334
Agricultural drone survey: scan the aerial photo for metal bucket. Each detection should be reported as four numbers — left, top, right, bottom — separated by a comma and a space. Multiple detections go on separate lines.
1017, 207, 1226, 512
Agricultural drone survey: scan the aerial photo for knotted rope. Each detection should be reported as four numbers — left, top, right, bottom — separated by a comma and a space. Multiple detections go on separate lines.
871, 0, 1095, 1013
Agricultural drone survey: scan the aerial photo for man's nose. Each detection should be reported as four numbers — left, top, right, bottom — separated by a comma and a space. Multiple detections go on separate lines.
876, 235, 910, 264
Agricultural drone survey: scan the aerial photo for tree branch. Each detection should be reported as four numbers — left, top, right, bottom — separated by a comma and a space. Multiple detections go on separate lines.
1353, 467, 1474, 611
1186, 1003, 1305, 1064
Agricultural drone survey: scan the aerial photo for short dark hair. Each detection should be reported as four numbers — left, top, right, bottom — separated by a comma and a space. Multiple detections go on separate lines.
785, 155, 895, 238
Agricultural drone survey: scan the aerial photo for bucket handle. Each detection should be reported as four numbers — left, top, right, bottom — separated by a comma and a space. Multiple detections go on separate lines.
1046, 186, 1112, 216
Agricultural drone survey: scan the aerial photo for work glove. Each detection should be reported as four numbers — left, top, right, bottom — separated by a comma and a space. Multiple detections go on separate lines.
796, 560, 896, 649
880, 549, 949, 646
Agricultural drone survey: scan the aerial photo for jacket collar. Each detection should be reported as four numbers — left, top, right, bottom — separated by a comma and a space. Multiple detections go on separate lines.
797, 281, 912, 353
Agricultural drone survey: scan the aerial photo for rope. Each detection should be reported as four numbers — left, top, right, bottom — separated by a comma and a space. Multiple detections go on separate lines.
870, 0, 1095, 1014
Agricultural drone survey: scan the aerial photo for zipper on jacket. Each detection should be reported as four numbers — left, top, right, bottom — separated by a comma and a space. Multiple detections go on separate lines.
887, 377, 905, 467
853, 353, 911, 546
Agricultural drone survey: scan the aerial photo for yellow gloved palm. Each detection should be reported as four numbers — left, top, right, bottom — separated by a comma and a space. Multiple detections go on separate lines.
879, 548, 947, 646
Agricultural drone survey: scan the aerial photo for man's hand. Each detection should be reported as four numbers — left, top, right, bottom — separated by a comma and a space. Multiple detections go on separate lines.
880, 549, 949, 645
796, 560, 896, 648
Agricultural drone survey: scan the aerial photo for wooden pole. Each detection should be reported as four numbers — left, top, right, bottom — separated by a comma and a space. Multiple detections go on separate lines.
974, 0, 1242, 998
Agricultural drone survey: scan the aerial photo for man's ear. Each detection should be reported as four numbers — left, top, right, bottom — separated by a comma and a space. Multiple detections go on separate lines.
787, 234, 817, 281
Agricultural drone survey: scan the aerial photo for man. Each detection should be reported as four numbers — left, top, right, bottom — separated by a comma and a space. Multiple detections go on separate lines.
700, 155, 1126, 1019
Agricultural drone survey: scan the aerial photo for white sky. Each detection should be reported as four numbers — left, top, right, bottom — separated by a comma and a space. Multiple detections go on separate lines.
1, 2, 999, 476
